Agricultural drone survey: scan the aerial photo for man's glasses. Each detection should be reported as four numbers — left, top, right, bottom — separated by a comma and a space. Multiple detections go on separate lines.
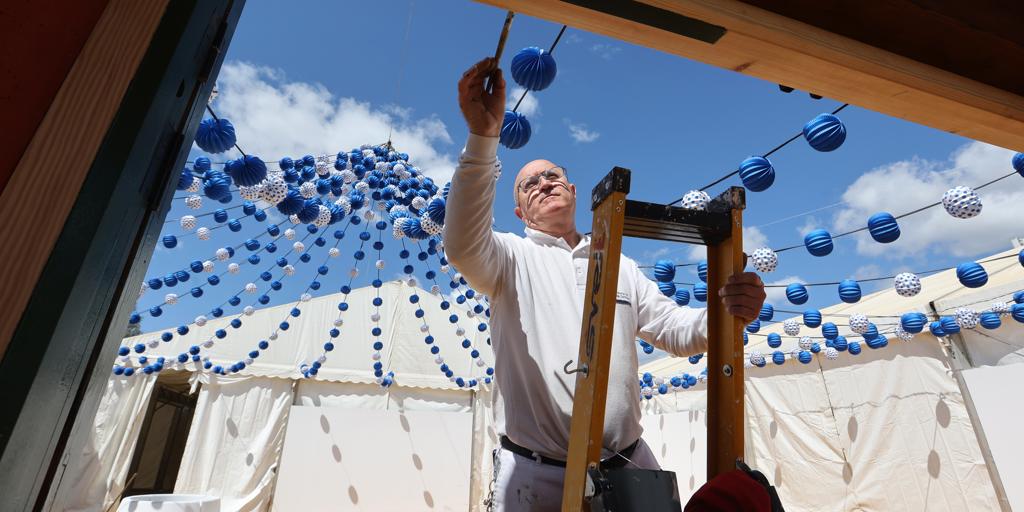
518, 166, 567, 194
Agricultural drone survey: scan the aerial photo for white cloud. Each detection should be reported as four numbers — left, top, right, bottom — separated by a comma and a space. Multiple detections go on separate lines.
851, 264, 883, 280
591, 43, 622, 60
764, 275, 805, 306
566, 120, 600, 143
796, 215, 821, 239
507, 86, 540, 117
566, 33, 584, 45
685, 226, 770, 263
211, 61, 457, 184
832, 141, 1022, 259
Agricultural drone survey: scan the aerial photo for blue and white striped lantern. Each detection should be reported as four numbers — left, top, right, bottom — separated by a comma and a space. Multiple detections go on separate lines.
195, 117, 237, 154
802, 113, 847, 152
803, 309, 822, 328
746, 320, 761, 333
767, 333, 782, 348
759, 303, 774, 321
1015, 291, 1024, 304
772, 351, 785, 365
786, 283, 808, 305
867, 212, 900, 243
697, 261, 708, 283
739, 156, 775, 192
956, 262, 988, 288
929, 321, 946, 338
833, 336, 848, 352
803, 229, 834, 257
939, 316, 961, 334
1013, 152, 1024, 177
1013, 304, 1024, 323
658, 281, 676, 298
653, 259, 676, 283
848, 341, 862, 355
838, 279, 861, 303
674, 288, 691, 306
797, 351, 813, 364
866, 334, 888, 349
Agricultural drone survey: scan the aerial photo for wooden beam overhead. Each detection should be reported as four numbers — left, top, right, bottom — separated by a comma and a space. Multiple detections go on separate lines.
476, 0, 1024, 151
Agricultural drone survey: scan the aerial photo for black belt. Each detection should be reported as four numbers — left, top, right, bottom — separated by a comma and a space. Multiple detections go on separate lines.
500, 436, 639, 469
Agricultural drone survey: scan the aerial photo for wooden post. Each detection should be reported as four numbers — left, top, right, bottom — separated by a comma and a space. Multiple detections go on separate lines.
561, 168, 630, 512
705, 187, 746, 477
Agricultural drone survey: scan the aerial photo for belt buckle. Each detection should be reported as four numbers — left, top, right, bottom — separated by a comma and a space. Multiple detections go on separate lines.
531, 451, 544, 464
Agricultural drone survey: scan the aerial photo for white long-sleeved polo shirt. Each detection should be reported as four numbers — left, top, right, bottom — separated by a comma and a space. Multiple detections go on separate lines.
443, 134, 708, 460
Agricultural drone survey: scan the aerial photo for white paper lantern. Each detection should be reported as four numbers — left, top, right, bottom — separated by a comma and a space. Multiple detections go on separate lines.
261, 178, 288, 204
328, 247, 340, 258
269, 332, 278, 341
289, 214, 301, 224
314, 205, 331, 227
955, 307, 979, 329
894, 272, 921, 297
440, 265, 450, 274
406, 277, 418, 288
750, 247, 778, 273
228, 262, 240, 274
349, 268, 359, 278
299, 181, 318, 198
195, 315, 208, 326
431, 284, 441, 295
783, 318, 800, 336
364, 209, 376, 221
340, 170, 356, 184
419, 324, 429, 333
849, 313, 870, 334
798, 336, 813, 351
749, 350, 765, 366
293, 241, 305, 253
894, 325, 914, 341
355, 181, 369, 193
202, 340, 214, 348
300, 293, 312, 302
456, 327, 466, 336
197, 227, 211, 240
373, 352, 382, 361
680, 190, 711, 211
283, 264, 295, 276
476, 359, 486, 367
202, 260, 214, 272
990, 302, 1012, 315
164, 293, 178, 305
392, 218, 409, 239
243, 306, 255, 316
942, 186, 982, 219
375, 260, 385, 270
284, 228, 296, 240
421, 217, 442, 235
148, 339, 160, 349
180, 215, 197, 231
333, 318, 344, 327
187, 177, 201, 193
411, 196, 428, 211
239, 185, 261, 201
216, 248, 229, 261
824, 347, 839, 360
245, 282, 257, 293
185, 195, 203, 209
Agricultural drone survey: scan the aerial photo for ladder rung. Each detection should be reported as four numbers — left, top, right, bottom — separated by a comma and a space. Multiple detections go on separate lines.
623, 200, 732, 245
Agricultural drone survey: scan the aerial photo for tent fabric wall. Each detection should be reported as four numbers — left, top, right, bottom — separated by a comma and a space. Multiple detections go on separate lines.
60, 374, 157, 511
174, 375, 294, 511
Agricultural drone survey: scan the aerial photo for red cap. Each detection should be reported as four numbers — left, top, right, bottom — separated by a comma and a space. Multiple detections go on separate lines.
684, 469, 771, 512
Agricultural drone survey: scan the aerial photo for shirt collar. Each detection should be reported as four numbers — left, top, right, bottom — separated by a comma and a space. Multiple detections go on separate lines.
524, 227, 590, 253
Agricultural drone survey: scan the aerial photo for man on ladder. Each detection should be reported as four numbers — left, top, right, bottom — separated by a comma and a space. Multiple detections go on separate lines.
446, 57, 768, 512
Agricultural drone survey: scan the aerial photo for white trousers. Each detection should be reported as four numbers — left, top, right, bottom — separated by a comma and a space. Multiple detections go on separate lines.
487, 440, 661, 512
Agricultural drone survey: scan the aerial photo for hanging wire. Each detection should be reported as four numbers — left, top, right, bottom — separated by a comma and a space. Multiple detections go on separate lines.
666, 103, 850, 204
511, 25, 568, 113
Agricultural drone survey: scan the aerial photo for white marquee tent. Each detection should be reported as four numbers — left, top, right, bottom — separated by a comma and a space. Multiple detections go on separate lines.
640, 246, 1024, 511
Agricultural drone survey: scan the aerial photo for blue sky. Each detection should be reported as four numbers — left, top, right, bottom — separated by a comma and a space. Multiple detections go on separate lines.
134, 0, 1022, 362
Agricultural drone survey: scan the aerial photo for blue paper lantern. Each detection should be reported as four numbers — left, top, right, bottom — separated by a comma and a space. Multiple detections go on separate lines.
202, 171, 232, 201
803, 309, 822, 328
657, 281, 676, 297
1019, 249, 1024, 268
225, 155, 268, 187
772, 351, 785, 365
759, 303, 774, 321
1013, 152, 1024, 177
940, 316, 961, 334
1015, 291, 1024, 304
746, 319, 760, 333
863, 323, 879, 341
162, 235, 177, 249
1012, 304, 1024, 323
195, 117, 237, 154
866, 334, 888, 349
194, 156, 211, 172
804, 229, 834, 256
653, 259, 676, 283
929, 321, 946, 337
426, 197, 446, 225
739, 156, 775, 192
802, 113, 846, 152
213, 208, 229, 223
176, 169, 194, 190
848, 341, 862, 355
674, 288, 690, 306
798, 351, 812, 364
767, 333, 782, 348
900, 312, 927, 334
697, 261, 708, 283
838, 279, 861, 303
276, 188, 304, 215
786, 283, 808, 305
867, 212, 900, 243
979, 312, 1001, 330
510, 47, 558, 91
693, 282, 708, 302
821, 322, 838, 340
297, 199, 320, 224
956, 262, 988, 288
500, 110, 531, 149
833, 335, 848, 351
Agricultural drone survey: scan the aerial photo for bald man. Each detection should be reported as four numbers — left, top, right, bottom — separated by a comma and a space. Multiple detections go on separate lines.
444, 58, 767, 512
